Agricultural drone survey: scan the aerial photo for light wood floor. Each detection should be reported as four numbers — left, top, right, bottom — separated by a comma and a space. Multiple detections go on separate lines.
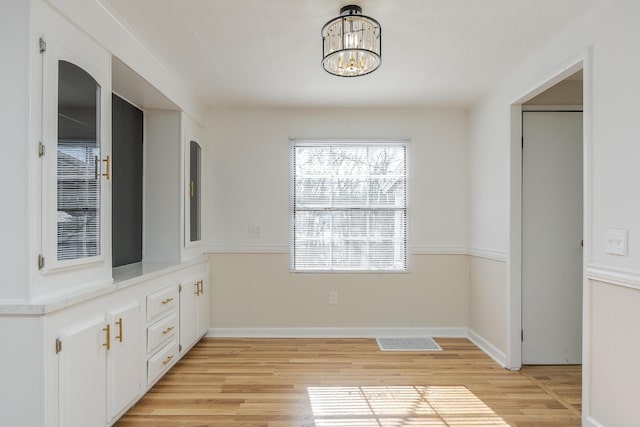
116, 338, 582, 427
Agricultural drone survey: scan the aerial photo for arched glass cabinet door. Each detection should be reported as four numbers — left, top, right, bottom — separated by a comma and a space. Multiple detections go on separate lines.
56, 60, 102, 261
189, 140, 201, 242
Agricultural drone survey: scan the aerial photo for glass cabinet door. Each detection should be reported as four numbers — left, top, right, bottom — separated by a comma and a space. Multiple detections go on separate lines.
41, 49, 109, 276
56, 60, 101, 261
189, 140, 201, 242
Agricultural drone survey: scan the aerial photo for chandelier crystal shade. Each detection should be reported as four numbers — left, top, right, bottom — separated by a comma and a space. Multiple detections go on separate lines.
321, 5, 381, 77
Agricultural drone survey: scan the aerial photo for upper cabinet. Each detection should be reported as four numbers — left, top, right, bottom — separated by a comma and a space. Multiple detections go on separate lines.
181, 113, 205, 261
28, 1, 205, 299
33, 12, 113, 296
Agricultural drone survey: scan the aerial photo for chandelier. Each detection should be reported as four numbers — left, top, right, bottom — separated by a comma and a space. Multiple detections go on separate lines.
321, 5, 381, 77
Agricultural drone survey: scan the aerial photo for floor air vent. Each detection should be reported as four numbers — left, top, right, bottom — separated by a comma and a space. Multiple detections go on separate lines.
376, 337, 442, 351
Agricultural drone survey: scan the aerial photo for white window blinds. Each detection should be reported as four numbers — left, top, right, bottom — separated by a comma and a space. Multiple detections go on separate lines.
57, 142, 100, 260
56, 60, 101, 261
291, 141, 407, 271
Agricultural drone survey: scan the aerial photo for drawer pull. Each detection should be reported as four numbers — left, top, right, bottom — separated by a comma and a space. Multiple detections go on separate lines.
162, 326, 175, 335
161, 297, 174, 305
162, 355, 174, 366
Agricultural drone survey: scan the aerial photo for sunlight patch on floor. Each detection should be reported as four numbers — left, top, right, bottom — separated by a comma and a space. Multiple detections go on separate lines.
307, 385, 509, 426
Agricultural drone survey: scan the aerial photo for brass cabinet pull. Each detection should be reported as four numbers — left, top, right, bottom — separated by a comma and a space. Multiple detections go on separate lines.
103, 324, 111, 350
162, 354, 174, 366
198, 280, 204, 296
102, 155, 111, 181
162, 326, 175, 335
190, 180, 195, 198
161, 297, 174, 305
115, 318, 123, 343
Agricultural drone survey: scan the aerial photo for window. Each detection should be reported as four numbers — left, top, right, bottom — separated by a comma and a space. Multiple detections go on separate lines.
291, 141, 407, 271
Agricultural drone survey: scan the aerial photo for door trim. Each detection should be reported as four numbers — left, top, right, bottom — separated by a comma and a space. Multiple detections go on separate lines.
508, 47, 593, 417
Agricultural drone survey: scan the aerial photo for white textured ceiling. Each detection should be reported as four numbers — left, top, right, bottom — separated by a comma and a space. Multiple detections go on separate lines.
102, 0, 599, 109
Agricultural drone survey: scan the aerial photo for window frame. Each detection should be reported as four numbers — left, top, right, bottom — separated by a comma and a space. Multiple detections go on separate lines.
289, 139, 410, 273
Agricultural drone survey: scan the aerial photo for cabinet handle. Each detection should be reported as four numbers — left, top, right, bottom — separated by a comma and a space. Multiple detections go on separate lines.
190, 180, 195, 198
198, 280, 204, 296
162, 326, 174, 335
162, 354, 174, 366
102, 155, 111, 181
115, 318, 123, 343
161, 297, 174, 305
102, 324, 111, 351
194, 282, 199, 296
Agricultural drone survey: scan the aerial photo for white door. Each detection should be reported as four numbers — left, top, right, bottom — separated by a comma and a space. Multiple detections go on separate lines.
522, 111, 583, 364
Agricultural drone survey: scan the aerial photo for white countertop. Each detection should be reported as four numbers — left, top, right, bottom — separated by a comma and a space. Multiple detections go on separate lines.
0, 256, 208, 315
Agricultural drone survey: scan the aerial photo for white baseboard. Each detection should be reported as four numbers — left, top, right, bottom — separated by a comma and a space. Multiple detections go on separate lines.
467, 329, 508, 368
583, 416, 605, 427
207, 327, 468, 339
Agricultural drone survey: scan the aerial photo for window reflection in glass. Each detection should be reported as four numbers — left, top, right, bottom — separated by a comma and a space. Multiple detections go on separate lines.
57, 60, 101, 260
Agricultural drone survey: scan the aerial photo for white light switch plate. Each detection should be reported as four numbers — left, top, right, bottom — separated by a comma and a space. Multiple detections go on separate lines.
604, 229, 627, 256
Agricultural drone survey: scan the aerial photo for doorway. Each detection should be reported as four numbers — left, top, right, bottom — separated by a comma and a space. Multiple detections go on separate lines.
520, 71, 584, 364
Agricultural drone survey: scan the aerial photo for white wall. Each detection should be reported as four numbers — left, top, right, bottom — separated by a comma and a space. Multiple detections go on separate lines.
0, 0, 30, 301
144, 111, 181, 263
469, 0, 640, 423
210, 253, 469, 330
205, 108, 468, 251
204, 107, 470, 330
469, 257, 507, 355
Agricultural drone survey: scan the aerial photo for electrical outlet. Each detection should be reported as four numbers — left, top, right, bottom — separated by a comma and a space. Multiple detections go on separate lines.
329, 291, 338, 305
248, 224, 261, 239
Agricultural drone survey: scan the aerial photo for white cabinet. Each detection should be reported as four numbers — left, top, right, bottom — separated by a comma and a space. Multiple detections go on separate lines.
147, 339, 179, 385
32, 9, 113, 298
57, 301, 142, 427
58, 316, 107, 427
180, 272, 209, 353
107, 302, 142, 421
145, 284, 180, 386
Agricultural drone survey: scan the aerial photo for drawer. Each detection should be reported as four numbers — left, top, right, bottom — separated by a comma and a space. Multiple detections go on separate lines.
147, 312, 177, 353
146, 285, 178, 321
147, 339, 179, 386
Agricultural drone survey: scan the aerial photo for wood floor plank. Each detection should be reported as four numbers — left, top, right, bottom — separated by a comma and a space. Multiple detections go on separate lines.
116, 338, 581, 427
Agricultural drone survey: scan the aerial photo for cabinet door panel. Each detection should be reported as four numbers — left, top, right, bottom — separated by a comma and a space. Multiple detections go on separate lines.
107, 301, 142, 421
180, 280, 198, 351
58, 316, 107, 427
39, 36, 112, 287
197, 278, 209, 337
